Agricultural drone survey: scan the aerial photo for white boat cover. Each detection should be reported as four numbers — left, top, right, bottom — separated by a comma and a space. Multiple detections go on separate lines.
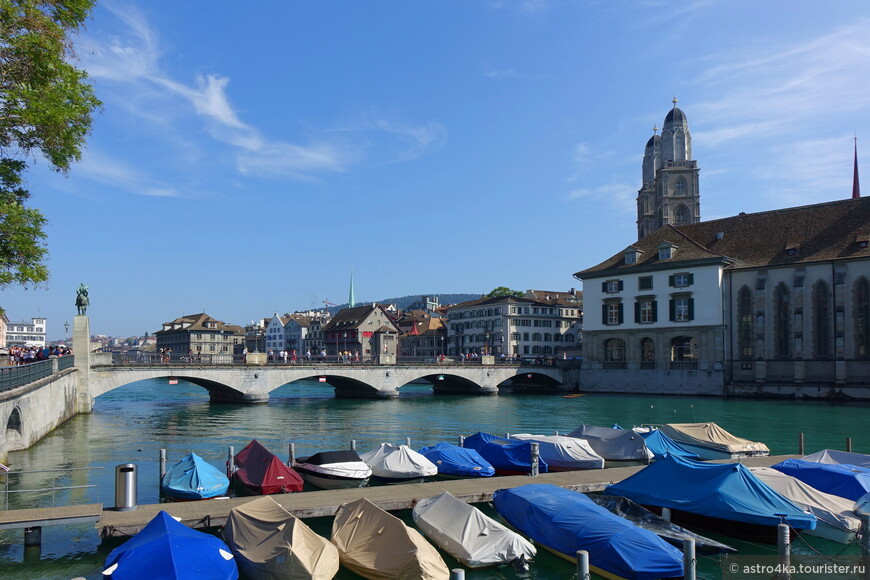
750, 467, 860, 533
412, 492, 535, 568
222, 496, 339, 580
566, 425, 654, 461
331, 498, 449, 580
359, 443, 438, 479
509, 434, 604, 470
801, 449, 870, 469
659, 423, 769, 455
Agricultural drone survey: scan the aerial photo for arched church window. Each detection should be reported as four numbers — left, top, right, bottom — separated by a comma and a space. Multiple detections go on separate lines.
737, 286, 753, 359
673, 204, 689, 226
773, 283, 791, 358
855, 277, 870, 358
812, 280, 831, 358
675, 177, 686, 194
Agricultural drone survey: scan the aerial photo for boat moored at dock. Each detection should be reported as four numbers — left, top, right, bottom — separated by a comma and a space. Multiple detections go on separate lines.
160, 452, 230, 501
294, 449, 371, 490
656, 422, 770, 460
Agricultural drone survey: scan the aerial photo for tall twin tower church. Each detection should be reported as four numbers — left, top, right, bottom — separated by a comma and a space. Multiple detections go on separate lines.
636, 98, 700, 240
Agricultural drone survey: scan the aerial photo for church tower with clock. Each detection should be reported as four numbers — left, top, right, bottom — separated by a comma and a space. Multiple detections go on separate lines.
637, 98, 701, 239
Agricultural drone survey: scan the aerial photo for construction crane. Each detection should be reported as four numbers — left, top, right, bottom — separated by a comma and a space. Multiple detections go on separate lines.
323, 299, 337, 308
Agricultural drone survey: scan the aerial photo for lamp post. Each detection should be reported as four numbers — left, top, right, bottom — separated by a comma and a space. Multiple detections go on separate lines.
64, 321, 69, 344
343, 332, 347, 360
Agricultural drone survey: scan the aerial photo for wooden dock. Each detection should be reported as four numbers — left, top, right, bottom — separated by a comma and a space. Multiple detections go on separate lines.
97, 454, 796, 538
0, 454, 797, 539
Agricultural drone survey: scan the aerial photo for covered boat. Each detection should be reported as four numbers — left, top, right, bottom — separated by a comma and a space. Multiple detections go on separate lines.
493, 484, 683, 580
462, 432, 550, 475
639, 429, 699, 460
566, 425, 653, 463
412, 491, 535, 569
418, 442, 495, 478
750, 467, 861, 543
801, 449, 870, 469
161, 452, 230, 501
606, 454, 816, 543
103, 510, 238, 580
509, 434, 605, 470
359, 443, 437, 484
590, 495, 736, 555
222, 496, 339, 579
294, 450, 371, 490
657, 422, 769, 460
232, 439, 304, 495
331, 497, 449, 580
771, 458, 870, 501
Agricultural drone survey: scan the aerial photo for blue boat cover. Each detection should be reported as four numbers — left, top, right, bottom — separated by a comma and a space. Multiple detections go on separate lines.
103, 510, 238, 579
606, 454, 816, 530
161, 452, 230, 500
418, 442, 495, 477
463, 432, 549, 474
640, 429, 700, 460
493, 484, 683, 580
772, 458, 870, 501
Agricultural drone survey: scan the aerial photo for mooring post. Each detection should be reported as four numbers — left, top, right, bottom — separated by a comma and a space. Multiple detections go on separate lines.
661, 507, 672, 522
350, 440, 357, 451
576, 550, 590, 580
159, 449, 167, 481
846, 437, 853, 453
777, 523, 790, 578
683, 538, 696, 580
458, 435, 465, 446
405, 437, 411, 447
505, 432, 511, 439
798, 432, 804, 455
449, 569, 465, 580
554, 430, 559, 436
288, 442, 296, 466
530, 442, 540, 477
227, 446, 235, 477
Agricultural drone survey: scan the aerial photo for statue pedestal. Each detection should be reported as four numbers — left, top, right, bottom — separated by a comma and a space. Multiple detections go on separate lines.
73, 316, 94, 413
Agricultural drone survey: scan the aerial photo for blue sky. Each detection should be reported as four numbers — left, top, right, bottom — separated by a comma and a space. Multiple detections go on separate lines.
3, 0, 869, 339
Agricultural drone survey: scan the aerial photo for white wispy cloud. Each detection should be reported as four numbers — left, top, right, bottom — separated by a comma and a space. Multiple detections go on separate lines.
76, 150, 181, 198
78, 1, 444, 184
566, 182, 636, 216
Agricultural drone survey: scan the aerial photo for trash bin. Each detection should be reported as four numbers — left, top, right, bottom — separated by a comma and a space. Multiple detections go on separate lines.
114, 463, 138, 511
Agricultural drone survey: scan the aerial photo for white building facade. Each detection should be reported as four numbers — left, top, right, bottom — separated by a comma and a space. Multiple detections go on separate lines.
6, 317, 47, 348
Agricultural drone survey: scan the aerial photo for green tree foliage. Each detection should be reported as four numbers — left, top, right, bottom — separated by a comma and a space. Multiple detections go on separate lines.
485, 286, 524, 299
0, 0, 101, 289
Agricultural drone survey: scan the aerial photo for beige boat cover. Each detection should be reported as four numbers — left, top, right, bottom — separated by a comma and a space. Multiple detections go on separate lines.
659, 423, 770, 454
750, 467, 860, 532
412, 491, 535, 568
331, 498, 449, 580
222, 496, 339, 580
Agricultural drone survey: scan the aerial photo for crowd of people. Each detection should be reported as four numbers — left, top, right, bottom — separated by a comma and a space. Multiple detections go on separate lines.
6, 345, 72, 366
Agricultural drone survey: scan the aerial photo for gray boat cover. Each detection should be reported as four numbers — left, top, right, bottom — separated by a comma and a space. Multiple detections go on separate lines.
750, 467, 860, 534
360, 443, 438, 479
331, 498, 449, 580
566, 425, 654, 462
509, 434, 604, 470
801, 449, 870, 469
412, 492, 535, 568
658, 423, 769, 455
222, 496, 339, 580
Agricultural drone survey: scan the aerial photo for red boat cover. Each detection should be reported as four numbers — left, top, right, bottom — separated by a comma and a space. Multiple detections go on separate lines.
233, 439, 303, 494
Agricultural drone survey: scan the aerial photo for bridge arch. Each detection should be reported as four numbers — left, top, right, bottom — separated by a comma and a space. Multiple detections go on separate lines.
499, 370, 564, 393
5, 406, 23, 448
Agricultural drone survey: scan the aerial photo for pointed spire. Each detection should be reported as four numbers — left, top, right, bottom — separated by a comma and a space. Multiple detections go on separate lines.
853, 135, 861, 199
348, 268, 356, 308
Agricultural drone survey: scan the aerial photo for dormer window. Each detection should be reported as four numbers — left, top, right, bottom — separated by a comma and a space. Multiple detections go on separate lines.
785, 242, 800, 257
623, 246, 642, 265
856, 234, 869, 249
658, 242, 677, 260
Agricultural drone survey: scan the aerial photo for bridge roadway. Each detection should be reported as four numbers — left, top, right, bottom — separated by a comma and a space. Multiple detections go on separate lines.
85, 455, 796, 537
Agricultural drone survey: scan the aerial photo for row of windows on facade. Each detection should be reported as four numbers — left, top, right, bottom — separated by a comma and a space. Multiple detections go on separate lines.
754, 270, 848, 290
449, 319, 576, 331
457, 333, 576, 343
604, 273, 693, 294
8, 326, 44, 333
737, 278, 870, 359
451, 306, 579, 319
603, 297, 694, 325
603, 336, 697, 364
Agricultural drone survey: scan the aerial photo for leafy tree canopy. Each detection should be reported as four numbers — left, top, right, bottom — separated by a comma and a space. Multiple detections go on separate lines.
0, 0, 101, 289
485, 286, 524, 299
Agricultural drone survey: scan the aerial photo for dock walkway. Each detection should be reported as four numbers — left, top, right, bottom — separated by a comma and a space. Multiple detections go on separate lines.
97, 454, 795, 538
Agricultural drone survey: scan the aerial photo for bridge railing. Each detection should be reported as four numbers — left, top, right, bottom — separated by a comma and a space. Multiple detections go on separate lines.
107, 352, 556, 367
0, 355, 75, 394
